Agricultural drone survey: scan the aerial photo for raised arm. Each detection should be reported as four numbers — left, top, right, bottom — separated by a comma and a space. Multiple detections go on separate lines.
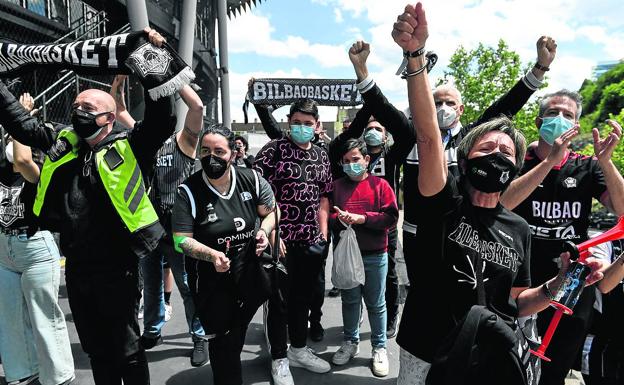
10, 93, 40, 183
594, 120, 624, 215
127, 27, 177, 171
350, 40, 414, 145
175, 85, 204, 158
254, 104, 285, 139
474, 36, 556, 127
0, 82, 56, 152
109, 75, 136, 128
250, 78, 285, 140
392, 3, 445, 197
129, 90, 176, 173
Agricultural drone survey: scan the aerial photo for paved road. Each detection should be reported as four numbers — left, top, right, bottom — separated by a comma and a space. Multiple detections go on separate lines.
0, 212, 583, 384
1, 252, 401, 385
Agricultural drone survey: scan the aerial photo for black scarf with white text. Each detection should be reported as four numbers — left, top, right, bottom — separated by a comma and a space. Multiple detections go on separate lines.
0, 31, 194, 100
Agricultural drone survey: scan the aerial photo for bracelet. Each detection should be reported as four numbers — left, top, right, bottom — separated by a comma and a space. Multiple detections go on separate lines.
534, 62, 550, 72
395, 46, 426, 75
401, 57, 429, 79
403, 46, 425, 58
542, 281, 555, 301
398, 51, 438, 78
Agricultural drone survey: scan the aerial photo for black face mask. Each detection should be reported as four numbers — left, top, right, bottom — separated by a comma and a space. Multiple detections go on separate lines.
201, 154, 229, 179
465, 152, 517, 193
71, 108, 109, 139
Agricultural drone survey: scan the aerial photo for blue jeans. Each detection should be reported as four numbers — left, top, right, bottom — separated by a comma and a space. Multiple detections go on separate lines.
140, 240, 204, 339
341, 252, 388, 348
0, 231, 74, 385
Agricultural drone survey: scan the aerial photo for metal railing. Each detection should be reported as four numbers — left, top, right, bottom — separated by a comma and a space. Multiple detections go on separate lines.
32, 22, 131, 123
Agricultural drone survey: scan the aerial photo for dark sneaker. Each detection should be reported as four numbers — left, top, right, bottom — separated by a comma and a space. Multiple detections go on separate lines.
191, 339, 208, 367
139, 334, 163, 350
309, 322, 325, 342
386, 317, 398, 339
328, 287, 340, 297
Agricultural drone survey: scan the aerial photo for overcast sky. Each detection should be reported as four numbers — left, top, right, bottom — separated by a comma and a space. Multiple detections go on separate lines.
224, 0, 624, 124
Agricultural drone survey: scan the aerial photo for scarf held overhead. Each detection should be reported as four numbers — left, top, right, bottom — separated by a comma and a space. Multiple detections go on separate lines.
0, 31, 194, 100
248, 78, 363, 106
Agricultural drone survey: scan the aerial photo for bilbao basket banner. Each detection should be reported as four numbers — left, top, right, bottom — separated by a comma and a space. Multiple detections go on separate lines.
248, 78, 363, 106
0, 31, 194, 100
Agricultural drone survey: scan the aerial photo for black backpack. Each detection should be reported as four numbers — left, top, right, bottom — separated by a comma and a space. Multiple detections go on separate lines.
426, 305, 531, 385
426, 251, 540, 385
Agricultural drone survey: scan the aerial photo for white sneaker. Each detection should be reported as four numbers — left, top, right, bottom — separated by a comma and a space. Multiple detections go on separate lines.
271, 358, 294, 385
332, 341, 359, 365
287, 346, 331, 373
164, 303, 173, 322
372, 347, 389, 377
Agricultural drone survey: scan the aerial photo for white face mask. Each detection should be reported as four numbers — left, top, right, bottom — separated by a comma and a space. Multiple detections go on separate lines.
436, 104, 457, 129
5, 141, 13, 164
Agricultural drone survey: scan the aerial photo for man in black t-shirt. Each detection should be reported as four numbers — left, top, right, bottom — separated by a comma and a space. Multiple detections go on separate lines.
501, 90, 624, 385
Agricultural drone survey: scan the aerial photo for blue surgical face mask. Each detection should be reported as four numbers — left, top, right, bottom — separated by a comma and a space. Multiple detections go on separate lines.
539, 115, 574, 145
289, 124, 315, 145
342, 162, 367, 178
364, 129, 383, 146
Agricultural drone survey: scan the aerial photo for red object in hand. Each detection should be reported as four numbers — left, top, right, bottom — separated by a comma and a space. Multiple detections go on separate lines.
573, 216, 624, 262
530, 216, 624, 361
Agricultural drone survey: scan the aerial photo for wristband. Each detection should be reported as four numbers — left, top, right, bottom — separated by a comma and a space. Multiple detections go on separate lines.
534, 62, 550, 72
173, 234, 188, 254
399, 51, 438, 78
395, 46, 426, 75
404, 46, 426, 58
356, 74, 375, 94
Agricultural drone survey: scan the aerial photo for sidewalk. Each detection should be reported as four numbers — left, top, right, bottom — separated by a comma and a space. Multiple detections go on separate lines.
0, 211, 583, 384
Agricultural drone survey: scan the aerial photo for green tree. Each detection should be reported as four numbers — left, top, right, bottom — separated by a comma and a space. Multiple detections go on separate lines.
577, 62, 624, 171
438, 39, 543, 143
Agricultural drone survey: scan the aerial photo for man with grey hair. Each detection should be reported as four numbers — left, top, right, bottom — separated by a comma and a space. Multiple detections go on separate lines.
348, 36, 556, 342
501, 89, 624, 385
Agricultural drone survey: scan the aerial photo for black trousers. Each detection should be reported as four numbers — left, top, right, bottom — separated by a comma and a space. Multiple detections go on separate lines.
191, 263, 288, 385
286, 241, 326, 348
206, 297, 261, 385
309, 234, 331, 325
386, 228, 400, 324
65, 264, 149, 385
537, 289, 595, 385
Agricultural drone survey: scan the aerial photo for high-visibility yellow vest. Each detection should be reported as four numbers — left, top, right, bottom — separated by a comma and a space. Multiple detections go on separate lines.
33, 129, 159, 233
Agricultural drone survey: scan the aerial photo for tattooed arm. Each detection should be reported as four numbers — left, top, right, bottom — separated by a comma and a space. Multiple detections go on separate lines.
172, 184, 230, 271
174, 232, 231, 272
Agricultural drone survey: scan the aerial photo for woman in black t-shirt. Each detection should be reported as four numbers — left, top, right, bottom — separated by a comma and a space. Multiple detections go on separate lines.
172, 125, 290, 385
391, 5, 605, 385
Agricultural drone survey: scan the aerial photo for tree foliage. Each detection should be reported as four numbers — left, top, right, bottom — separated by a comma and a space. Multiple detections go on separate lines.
440, 40, 624, 171
577, 62, 624, 170
438, 39, 542, 144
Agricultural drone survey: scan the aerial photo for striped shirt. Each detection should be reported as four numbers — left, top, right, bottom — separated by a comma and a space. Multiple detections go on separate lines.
149, 134, 196, 227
